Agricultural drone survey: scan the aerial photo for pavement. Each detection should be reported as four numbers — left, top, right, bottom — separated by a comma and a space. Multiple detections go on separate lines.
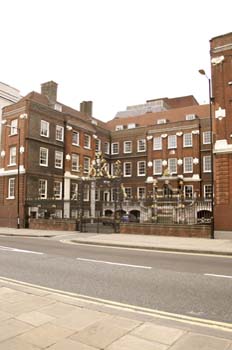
0, 227, 232, 348
0, 227, 232, 256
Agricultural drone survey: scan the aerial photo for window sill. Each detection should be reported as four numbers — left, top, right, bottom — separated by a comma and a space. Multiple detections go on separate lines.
6, 197, 15, 200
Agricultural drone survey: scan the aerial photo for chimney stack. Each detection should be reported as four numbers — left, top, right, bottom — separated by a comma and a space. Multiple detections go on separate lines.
80, 101, 92, 117
41, 81, 58, 105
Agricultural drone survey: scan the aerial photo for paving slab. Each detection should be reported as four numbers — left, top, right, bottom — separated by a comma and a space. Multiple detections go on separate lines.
39, 301, 78, 318
47, 338, 98, 350
17, 323, 75, 348
0, 337, 41, 350
70, 315, 140, 349
0, 310, 12, 322
16, 310, 55, 326
0, 318, 33, 343
131, 322, 185, 345
0, 295, 54, 316
106, 334, 168, 350
169, 332, 231, 350
52, 307, 109, 331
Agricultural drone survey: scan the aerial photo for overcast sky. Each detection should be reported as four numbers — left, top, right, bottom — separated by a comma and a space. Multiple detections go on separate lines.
1, 0, 231, 121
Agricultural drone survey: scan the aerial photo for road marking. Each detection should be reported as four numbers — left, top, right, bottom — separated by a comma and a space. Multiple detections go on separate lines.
204, 273, 232, 279
0, 276, 231, 332
77, 257, 152, 269
65, 242, 232, 259
0, 245, 43, 255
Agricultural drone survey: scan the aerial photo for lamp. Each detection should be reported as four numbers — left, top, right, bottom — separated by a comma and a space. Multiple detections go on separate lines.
199, 69, 214, 239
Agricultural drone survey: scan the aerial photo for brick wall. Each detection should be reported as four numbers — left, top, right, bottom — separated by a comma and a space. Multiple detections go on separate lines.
120, 223, 211, 238
29, 219, 77, 231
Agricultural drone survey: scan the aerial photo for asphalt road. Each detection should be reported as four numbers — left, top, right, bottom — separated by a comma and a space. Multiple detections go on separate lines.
0, 236, 231, 324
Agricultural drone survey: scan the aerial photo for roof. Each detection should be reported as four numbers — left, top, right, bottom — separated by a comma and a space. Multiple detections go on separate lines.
106, 104, 210, 131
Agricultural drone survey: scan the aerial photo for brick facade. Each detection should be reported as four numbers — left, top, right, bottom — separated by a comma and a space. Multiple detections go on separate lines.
210, 32, 232, 232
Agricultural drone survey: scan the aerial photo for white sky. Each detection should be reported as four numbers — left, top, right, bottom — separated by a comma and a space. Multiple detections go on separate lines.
1, 0, 231, 121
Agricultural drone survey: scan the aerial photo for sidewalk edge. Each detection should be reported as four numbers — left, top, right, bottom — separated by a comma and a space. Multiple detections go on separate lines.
71, 239, 232, 256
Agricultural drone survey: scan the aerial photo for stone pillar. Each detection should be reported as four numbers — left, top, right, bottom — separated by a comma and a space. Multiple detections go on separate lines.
64, 177, 70, 218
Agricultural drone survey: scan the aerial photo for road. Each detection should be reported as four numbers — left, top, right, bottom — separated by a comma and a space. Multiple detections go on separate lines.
0, 235, 231, 324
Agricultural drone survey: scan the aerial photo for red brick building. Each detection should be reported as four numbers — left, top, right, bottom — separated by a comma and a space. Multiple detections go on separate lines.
210, 32, 232, 232
0, 82, 109, 227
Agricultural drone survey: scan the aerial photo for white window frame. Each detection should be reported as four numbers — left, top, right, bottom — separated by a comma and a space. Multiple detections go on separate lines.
95, 138, 101, 152
137, 161, 146, 176
115, 125, 123, 131
8, 178, 15, 199
56, 125, 64, 142
55, 151, 63, 169
203, 155, 211, 173
54, 209, 62, 218
71, 154, 79, 172
137, 139, 146, 152
203, 131, 211, 144
123, 141, 132, 154
183, 157, 193, 173
39, 147, 48, 167
83, 184, 90, 201
72, 131, 80, 146
153, 159, 162, 175
111, 142, 119, 155
40, 120, 49, 138
128, 123, 136, 129
137, 187, 146, 199
39, 179, 47, 199
71, 183, 78, 200
71, 209, 78, 219
157, 119, 166, 124
123, 162, 132, 177
104, 142, 110, 154
83, 157, 91, 173
9, 146, 16, 165
124, 187, 132, 199
10, 119, 18, 135
54, 181, 62, 199
84, 134, 91, 149
168, 135, 177, 149
153, 137, 162, 150
184, 185, 193, 199
168, 158, 177, 174
204, 184, 212, 199
183, 133, 192, 147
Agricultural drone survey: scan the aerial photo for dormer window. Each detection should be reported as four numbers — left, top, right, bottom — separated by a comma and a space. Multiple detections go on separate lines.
185, 114, 196, 121
157, 119, 167, 124
54, 103, 62, 112
115, 125, 123, 131
128, 123, 136, 129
